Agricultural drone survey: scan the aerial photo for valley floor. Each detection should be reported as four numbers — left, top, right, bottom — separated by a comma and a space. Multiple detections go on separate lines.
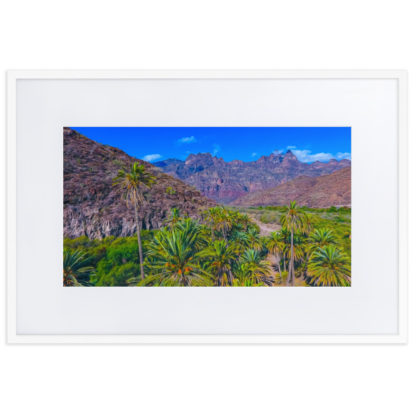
232, 205, 351, 287
64, 205, 351, 287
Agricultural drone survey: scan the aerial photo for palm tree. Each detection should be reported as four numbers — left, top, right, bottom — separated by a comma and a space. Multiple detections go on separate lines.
218, 208, 234, 239
235, 213, 251, 231
231, 226, 262, 247
234, 249, 270, 286
302, 213, 314, 235
203, 206, 233, 240
175, 218, 208, 250
63, 249, 94, 286
202, 207, 220, 239
232, 263, 255, 286
280, 201, 305, 286
245, 227, 263, 250
309, 228, 336, 250
140, 226, 211, 286
308, 245, 351, 286
200, 240, 238, 286
266, 231, 285, 280
113, 162, 156, 280
165, 207, 181, 229
279, 228, 291, 271
230, 230, 250, 253
304, 228, 337, 279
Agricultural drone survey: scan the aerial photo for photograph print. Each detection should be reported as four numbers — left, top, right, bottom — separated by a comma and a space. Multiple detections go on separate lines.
63, 127, 351, 287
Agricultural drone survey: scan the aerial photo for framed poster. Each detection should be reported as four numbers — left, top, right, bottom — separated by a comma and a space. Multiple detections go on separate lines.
6, 70, 408, 343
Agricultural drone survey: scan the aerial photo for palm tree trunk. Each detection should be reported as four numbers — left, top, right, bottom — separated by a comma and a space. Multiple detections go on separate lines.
286, 261, 291, 285
275, 255, 282, 280
283, 256, 286, 272
227, 270, 234, 286
287, 229, 295, 286
134, 204, 145, 280
291, 257, 295, 286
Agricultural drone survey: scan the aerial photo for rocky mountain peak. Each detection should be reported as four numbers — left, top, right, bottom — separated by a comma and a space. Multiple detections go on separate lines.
185, 152, 216, 165
155, 148, 350, 204
283, 149, 297, 160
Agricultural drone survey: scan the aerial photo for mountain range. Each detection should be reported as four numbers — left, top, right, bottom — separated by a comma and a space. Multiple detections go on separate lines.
64, 128, 351, 239
64, 128, 214, 239
155, 152, 350, 204
232, 167, 351, 208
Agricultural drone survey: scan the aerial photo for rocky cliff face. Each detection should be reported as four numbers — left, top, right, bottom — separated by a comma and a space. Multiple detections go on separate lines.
155, 151, 350, 204
232, 167, 351, 208
64, 128, 215, 239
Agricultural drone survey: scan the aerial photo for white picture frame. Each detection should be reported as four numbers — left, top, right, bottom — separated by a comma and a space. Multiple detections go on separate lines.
6, 70, 408, 344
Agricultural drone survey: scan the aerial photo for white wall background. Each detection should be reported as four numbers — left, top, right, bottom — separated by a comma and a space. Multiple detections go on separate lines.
0, 1, 414, 415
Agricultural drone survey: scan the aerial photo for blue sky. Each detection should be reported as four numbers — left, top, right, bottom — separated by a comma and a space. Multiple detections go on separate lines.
70, 127, 351, 163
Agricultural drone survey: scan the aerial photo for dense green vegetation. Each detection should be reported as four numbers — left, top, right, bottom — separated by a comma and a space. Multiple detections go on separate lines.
63, 163, 351, 287
64, 205, 350, 287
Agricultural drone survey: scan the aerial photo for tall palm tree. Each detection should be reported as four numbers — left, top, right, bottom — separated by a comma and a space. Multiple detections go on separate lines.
279, 228, 291, 272
266, 231, 285, 280
308, 245, 351, 286
283, 231, 306, 278
200, 240, 238, 286
63, 249, 94, 286
280, 201, 305, 286
140, 226, 211, 286
113, 162, 156, 280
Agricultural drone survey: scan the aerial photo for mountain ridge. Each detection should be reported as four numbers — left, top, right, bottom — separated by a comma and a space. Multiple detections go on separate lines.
155, 151, 350, 203
64, 128, 215, 239
232, 167, 351, 208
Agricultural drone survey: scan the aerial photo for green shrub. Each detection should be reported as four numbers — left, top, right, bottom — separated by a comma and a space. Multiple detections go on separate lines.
96, 262, 139, 286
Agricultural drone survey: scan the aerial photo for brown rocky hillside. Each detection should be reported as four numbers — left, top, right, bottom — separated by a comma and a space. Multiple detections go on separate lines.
155, 151, 350, 204
232, 167, 351, 208
64, 128, 215, 239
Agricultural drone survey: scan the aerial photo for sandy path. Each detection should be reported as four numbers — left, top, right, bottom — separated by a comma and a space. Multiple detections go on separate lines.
249, 215, 281, 236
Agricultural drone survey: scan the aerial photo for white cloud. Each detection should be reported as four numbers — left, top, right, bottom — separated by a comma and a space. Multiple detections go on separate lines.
291, 149, 351, 163
335, 152, 351, 160
142, 153, 162, 162
271, 145, 350, 162
213, 144, 221, 156
291, 150, 332, 162
178, 136, 196, 144
251, 152, 257, 157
